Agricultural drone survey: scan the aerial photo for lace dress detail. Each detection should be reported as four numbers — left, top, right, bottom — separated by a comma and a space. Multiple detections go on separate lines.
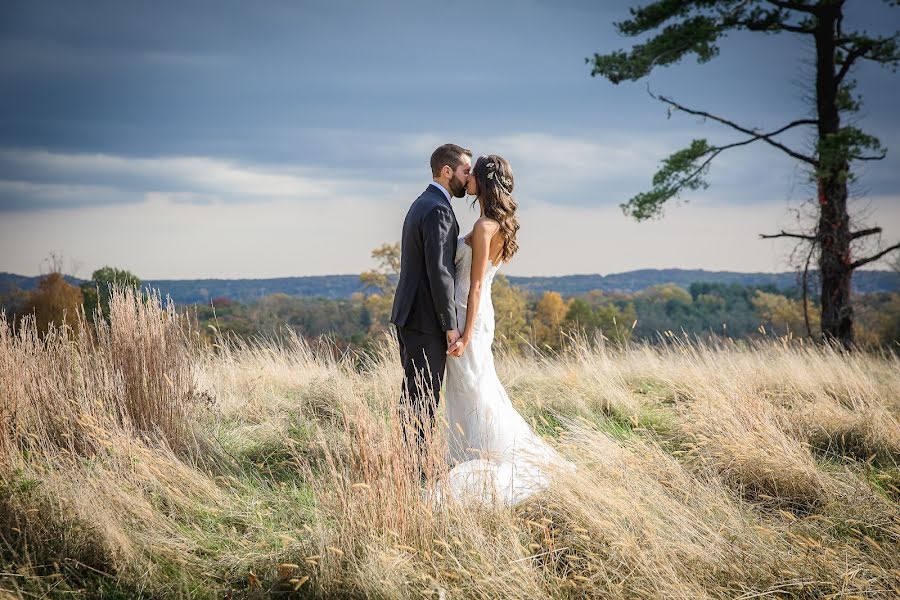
428, 236, 575, 506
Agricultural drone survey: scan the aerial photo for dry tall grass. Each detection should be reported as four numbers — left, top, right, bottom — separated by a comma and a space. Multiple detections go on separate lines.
1, 290, 898, 599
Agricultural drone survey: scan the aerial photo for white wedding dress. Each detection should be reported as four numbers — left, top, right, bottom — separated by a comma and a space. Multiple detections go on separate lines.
427, 235, 575, 507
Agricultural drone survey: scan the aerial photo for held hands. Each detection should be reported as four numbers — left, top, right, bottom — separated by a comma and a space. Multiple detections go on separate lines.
446, 330, 468, 357
446, 329, 466, 357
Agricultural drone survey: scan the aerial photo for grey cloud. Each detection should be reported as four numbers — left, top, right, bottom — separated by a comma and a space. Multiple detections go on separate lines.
0, 0, 897, 209
1, 119, 896, 215
0, 147, 406, 211
0, 179, 144, 211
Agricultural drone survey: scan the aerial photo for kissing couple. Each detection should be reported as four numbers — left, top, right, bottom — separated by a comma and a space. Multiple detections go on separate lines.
390, 143, 574, 506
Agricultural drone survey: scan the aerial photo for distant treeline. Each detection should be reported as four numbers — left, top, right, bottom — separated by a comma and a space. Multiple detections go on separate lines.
2, 268, 898, 305
2, 266, 898, 352
186, 277, 900, 352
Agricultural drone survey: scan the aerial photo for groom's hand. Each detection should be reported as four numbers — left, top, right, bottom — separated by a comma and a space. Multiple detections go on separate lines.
448, 336, 468, 357
446, 329, 462, 355
447, 331, 468, 357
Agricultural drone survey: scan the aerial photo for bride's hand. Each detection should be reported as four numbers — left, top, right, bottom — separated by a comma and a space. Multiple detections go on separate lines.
447, 335, 469, 357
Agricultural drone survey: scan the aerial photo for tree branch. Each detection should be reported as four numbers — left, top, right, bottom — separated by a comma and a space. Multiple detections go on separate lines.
715, 0, 755, 26
759, 230, 819, 241
775, 22, 815, 34
835, 35, 899, 85
628, 126, 810, 218
835, 34, 900, 85
733, 18, 814, 34
654, 91, 819, 165
765, 118, 821, 137
850, 241, 900, 270
661, 147, 725, 196
836, 44, 869, 85
850, 227, 882, 240
849, 151, 888, 161
764, 0, 820, 14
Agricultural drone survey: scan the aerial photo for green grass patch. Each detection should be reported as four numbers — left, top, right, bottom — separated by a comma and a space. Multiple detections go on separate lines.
0, 467, 41, 497
592, 415, 635, 441
520, 399, 680, 445
523, 407, 566, 440
226, 419, 318, 484
865, 464, 900, 502
629, 377, 679, 405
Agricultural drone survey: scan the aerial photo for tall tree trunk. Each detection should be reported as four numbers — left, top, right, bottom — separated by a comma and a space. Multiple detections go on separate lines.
815, 4, 854, 350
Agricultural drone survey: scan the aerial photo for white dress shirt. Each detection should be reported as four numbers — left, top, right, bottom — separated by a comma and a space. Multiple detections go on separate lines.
429, 181, 451, 203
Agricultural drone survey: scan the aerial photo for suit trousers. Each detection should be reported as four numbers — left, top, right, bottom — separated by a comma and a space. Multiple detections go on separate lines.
396, 324, 447, 464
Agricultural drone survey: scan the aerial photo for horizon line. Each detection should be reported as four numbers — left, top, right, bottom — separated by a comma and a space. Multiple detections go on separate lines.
2, 267, 896, 283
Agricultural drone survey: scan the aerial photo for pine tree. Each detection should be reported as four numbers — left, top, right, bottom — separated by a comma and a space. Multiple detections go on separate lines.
589, 0, 899, 350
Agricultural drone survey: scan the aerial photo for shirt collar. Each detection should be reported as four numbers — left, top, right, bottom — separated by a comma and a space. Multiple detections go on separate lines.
429, 181, 452, 204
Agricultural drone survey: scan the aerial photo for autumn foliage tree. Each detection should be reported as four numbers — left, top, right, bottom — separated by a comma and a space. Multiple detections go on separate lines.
20, 272, 83, 336
589, 0, 900, 350
751, 289, 822, 336
359, 242, 401, 335
533, 291, 572, 351
491, 274, 531, 352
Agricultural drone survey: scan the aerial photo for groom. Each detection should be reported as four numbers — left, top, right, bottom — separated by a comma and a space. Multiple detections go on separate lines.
391, 143, 472, 470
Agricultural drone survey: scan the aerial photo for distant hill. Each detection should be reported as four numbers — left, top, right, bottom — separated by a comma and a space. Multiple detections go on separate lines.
0, 273, 364, 304
506, 268, 900, 296
2, 269, 897, 306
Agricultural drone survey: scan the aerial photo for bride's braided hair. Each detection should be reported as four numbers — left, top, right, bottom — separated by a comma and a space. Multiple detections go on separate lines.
471, 154, 520, 262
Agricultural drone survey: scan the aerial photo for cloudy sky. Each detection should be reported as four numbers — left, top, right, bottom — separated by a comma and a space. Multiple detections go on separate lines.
1, 0, 898, 279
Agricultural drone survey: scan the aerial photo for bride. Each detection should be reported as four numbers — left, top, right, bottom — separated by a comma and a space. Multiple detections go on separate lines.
427, 154, 575, 506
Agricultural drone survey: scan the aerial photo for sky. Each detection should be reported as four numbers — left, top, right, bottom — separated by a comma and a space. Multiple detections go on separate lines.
1, 0, 898, 279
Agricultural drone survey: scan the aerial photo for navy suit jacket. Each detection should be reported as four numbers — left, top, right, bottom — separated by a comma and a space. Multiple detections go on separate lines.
390, 184, 460, 333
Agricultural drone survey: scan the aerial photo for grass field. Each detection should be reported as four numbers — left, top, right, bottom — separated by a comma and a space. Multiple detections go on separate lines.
2, 289, 899, 599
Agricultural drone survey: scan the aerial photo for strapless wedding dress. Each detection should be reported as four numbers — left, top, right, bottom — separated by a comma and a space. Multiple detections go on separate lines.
427, 236, 575, 506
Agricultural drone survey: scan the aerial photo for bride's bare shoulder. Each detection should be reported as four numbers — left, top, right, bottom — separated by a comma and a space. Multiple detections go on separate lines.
473, 217, 501, 234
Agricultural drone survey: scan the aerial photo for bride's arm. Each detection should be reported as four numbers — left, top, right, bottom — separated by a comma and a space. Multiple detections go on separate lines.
453, 218, 499, 355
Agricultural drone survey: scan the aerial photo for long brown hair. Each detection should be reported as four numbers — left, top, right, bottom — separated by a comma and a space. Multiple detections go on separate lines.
471, 154, 520, 262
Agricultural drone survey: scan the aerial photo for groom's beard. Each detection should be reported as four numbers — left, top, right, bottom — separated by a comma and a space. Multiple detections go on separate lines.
448, 176, 466, 198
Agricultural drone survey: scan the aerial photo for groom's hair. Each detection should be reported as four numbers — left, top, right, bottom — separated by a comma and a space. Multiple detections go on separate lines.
430, 143, 472, 177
